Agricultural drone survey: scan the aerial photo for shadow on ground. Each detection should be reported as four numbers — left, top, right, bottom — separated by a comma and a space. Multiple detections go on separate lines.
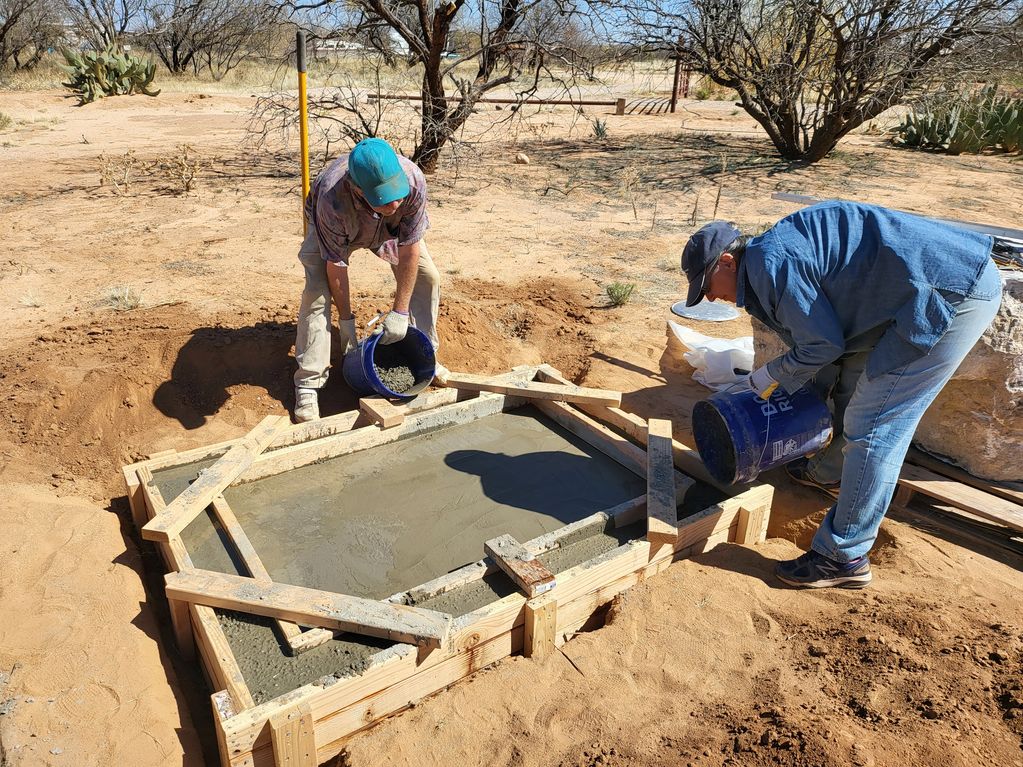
107, 495, 215, 766
152, 321, 360, 428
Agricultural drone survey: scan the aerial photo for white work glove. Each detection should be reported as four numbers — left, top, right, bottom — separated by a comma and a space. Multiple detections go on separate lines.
338, 315, 358, 355
748, 365, 779, 400
374, 310, 409, 345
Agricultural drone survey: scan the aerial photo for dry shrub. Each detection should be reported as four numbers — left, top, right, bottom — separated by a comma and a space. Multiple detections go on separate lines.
97, 145, 212, 196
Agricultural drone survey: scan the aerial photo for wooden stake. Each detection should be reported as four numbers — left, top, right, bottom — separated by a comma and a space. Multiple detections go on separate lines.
484, 534, 556, 597
736, 503, 769, 545
443, 372, 622, 407
270, 702, 316, 766
524, 593, 557, 660
142, 415, 290, 542
646, 418, 678, 545
165, 569, 452, 648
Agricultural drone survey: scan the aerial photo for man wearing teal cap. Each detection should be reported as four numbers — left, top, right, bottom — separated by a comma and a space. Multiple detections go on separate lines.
293, 138, 446, 422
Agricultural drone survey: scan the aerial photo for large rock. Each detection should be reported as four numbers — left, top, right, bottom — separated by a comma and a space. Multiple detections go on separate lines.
751, 271, 1022, 482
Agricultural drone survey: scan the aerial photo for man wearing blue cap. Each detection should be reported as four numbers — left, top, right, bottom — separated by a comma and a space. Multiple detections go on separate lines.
293, 138, 447, 422
681, 202, 1001, 588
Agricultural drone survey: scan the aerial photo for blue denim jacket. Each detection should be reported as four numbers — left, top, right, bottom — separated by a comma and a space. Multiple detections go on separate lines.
737, 202, 997, 393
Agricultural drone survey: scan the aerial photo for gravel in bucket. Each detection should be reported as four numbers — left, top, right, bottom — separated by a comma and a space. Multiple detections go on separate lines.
372, 343, 417, 394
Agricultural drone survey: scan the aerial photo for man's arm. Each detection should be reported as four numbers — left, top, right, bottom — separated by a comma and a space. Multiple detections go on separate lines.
751, 257, 846, 394
391, 240, 421, 313
325, 261, 352, 319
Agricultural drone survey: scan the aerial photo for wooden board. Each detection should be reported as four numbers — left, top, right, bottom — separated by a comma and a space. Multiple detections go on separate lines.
443, 372, 622, 406
209, 497, 336, 653
142, 415, 290, 542
534, 364, 726, 491
898, 463, 1023, 533
484, 534, 556, 597
135, 468, 255, 710
165, 569, 453, 648
646, 418, 678, 545
906, 447, 1023, 505
358, 396, 406, 429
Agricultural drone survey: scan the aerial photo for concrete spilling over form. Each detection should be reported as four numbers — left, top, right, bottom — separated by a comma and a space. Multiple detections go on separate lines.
122, 365, 775, 767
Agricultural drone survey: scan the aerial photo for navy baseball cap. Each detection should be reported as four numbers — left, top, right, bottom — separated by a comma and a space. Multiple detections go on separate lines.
349, 138, 410, 207
681, 221, 742, 306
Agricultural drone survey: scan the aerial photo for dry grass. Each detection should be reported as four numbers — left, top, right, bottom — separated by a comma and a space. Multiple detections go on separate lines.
0, 112, 11, 131
103, 285, 143, 311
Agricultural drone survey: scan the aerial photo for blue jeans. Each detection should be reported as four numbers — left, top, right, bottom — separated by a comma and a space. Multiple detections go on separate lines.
811, 262, 1003, 562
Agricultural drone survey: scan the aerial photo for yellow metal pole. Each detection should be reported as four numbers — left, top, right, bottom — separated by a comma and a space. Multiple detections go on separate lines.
297, 30, 311, 232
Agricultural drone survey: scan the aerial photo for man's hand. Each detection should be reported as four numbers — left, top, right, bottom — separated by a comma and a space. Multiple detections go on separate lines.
375, 310, 409, 345
748, 365, 779, 400
338, 315, 358, 355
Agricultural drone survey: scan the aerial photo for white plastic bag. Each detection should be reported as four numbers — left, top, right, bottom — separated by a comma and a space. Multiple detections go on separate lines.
668, 321, 754, 391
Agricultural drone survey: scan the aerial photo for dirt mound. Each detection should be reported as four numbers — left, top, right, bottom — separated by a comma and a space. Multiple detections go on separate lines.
0, 276, 603, 499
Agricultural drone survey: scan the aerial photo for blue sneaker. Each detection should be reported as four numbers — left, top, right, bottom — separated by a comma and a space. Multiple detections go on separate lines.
775, 550, 872, 589
785, 460, 841, 500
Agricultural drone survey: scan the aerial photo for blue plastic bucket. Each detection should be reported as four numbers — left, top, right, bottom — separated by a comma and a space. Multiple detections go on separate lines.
341, 326, 436, 400
692, 386, 833, 485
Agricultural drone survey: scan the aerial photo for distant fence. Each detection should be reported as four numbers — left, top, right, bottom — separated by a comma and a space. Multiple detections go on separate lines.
368, 93, 628, 115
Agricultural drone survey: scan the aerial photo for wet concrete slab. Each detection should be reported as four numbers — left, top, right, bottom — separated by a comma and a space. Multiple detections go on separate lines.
159, 406, 648, 704
171, 406, 646, 600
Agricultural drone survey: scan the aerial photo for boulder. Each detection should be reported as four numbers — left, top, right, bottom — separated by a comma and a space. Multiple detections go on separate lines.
751, 270, 1022, 482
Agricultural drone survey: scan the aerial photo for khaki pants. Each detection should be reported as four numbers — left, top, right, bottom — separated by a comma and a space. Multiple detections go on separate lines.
293, 229, 441, 389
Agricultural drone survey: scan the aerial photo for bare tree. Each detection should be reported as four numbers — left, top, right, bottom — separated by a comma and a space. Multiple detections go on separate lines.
283, 0, 607, 171
64, 0, 145, 49
1, 0, 62, 71
141, 0, 279, 77
619, 0, 1022, 162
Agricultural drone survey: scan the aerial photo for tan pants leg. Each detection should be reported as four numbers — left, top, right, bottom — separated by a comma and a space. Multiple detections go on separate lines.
294, 228, 332, 389
393, 239, 441, 351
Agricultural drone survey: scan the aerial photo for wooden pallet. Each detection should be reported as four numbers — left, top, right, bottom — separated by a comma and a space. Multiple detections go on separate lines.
896, 462, 1023, 535
123, 365, 775, 767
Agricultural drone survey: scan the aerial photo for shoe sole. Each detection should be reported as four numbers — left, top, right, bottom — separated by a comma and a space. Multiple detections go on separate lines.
775, 572, 872, 589
787, 473, 841, 500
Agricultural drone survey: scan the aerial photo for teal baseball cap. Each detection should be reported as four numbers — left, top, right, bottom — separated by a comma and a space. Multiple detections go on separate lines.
348, 138, 410, 207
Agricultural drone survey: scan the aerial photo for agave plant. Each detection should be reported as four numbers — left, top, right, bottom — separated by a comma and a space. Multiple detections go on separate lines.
62, 46, 161, 105
895, 84, 1023, 155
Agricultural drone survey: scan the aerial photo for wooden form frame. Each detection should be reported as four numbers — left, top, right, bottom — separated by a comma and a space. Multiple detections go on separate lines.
123, 365, 774, 767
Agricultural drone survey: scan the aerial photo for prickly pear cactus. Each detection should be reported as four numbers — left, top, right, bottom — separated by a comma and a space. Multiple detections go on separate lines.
62, 45, 161, 105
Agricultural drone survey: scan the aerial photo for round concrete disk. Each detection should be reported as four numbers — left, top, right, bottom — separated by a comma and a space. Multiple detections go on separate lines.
670, 300, 740, 321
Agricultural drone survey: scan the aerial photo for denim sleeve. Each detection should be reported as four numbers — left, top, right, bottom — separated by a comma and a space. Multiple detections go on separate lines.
754, 257, 847, 393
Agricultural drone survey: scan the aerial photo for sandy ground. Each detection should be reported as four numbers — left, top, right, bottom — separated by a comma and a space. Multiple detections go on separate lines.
0, 86, 1021, 766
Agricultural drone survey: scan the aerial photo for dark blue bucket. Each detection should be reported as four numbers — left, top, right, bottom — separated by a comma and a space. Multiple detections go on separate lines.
341, 326, 436, 400
692, 386, 833, 485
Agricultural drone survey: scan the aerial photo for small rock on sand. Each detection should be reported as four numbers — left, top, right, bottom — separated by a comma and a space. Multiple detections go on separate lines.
515, 153, 530, 165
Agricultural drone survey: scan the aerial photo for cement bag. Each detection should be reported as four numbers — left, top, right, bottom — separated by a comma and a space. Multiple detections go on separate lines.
668, 320, 754, 392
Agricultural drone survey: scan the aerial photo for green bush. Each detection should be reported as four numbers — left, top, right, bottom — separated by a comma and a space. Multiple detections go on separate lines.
606, 282, 636, 307
895, 85, 1023, 155
62, 46, 160, 105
